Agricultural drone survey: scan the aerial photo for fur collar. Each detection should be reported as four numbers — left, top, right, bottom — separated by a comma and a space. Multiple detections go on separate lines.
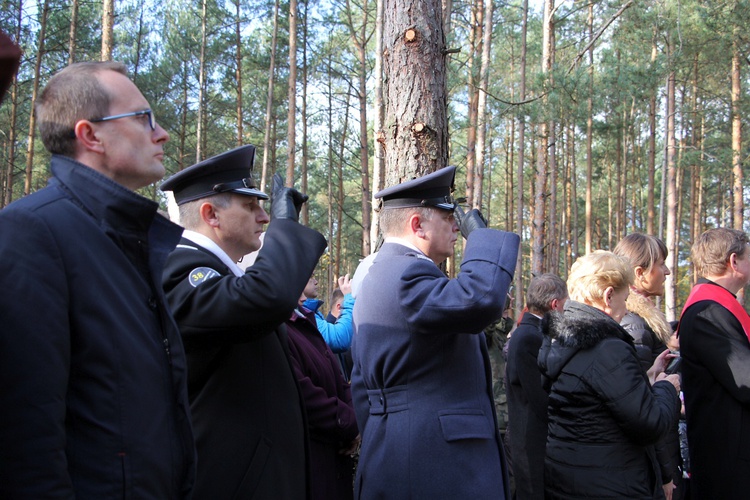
542, 300, 631, 350
625, 289, 671, 344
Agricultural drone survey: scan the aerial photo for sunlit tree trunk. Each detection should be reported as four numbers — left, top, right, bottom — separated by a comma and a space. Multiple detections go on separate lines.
235, 0, 243, 147
371, 0, 385, 250
196, 0, 208, 162
101, 0, 114, 61
665, 67, 678, 321
473, 0, 493, 212
25, 0, 49, 195
261, 0, 280, 192
514, 0, 528, 314
286, 0, 298, 186
301, 0, 309, 225
585, 1, 593, 254
4, 0, 22, 206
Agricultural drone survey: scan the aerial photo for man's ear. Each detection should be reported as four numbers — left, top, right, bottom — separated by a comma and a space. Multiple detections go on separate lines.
74, 120, 105, 154
410, 212, 424, 237
200, 202, 220, 228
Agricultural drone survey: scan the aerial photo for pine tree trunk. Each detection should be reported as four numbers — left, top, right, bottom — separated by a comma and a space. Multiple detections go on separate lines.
24, 0, 49, 195
68, 0, 78, 64
3, 1, 22, 206
286, 0, 298, 186
261, 0, 280, 192
665, 68, 678, 321
196, 0, 208, 162
514, 0, 528, 315
474, 0, 492, 212
382, 0, 448, 183
585, 1, 593, 254
101, 0, 114, 61
235, 0, 243, 147
371, 0, 386, 250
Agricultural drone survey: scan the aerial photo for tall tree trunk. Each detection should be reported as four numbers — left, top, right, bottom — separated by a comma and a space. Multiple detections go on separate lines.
647, 27, 657, 235
301, 0, 309, 225
514, 0, 528, 314
25, 0, 50, 195
178, 60, 189, 170
235, 0, 243, 146
196, 0, 208, 162
731, 33, 743, 231
585, 1, 593, 254
371, 0, 386, 250
531, 0, 553, 275
474, 0, 493, 211
465, 0, 481, 207
382, 0, 448, 183
261, 0, 280, 192
68, 0, 78, 64
547, 26, 557, 272
286, 0, 298, 186
664, 68, 678, 321
101, 0, 114, 61
4, 0, 22, 206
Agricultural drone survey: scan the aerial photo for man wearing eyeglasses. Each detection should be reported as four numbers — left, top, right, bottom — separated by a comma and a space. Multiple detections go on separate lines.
0, 62, 195, 498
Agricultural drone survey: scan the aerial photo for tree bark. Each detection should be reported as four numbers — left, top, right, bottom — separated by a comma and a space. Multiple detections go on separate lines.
261, 0, 280, 192
371, 0, 386, 250
382, 0, 448, 184
3, 0, 22, 207
101, 0, 114, 61
68, 0, 78, 64
24, 0, 49, 195
474, 0, 493, 212
235, 0, 243, 147
585, 1, 593, 254
286, 0, 298, 186
196, 0, 208, 162
664, 68, 678, 321
514, 0, 528, 315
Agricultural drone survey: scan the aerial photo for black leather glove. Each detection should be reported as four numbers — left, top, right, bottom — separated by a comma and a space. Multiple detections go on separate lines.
271, 173, 308, 222
455, 205, 487, 239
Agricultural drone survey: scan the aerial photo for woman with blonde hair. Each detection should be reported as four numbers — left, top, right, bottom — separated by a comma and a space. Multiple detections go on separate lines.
615, 233, 682, 499
539, 251, 681, 499
614, 233, 673, 370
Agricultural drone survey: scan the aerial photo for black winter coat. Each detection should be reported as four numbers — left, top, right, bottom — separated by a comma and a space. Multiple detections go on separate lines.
538, 300, 680, 499
163, 220, 326, 500
0, 156, 195, 498
680, 279, 750, 499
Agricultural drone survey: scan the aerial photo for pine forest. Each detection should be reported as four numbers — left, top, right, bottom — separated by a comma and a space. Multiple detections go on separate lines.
1, 0, 750, 317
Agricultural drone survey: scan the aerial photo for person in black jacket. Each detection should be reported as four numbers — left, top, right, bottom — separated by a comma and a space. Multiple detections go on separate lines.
161, 146, 326, 499
680, 228, 750, 499
615, 233, 682, 499
538, 251, 681, 499
505, 273, 567, 500
0, 61, 196, 498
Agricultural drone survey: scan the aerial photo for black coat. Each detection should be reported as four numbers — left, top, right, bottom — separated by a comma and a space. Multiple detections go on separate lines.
0, 156, 195, 498
506, 312, 547, 500
538, 300, 680, 499
162, 220, 326, 500
680, 279, 750, 499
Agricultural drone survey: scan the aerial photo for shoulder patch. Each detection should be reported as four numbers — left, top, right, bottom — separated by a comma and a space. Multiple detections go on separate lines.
188, 267, 220, 287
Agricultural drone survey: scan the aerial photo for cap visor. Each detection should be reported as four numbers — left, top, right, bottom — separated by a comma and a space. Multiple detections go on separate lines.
233, 187, 269, 200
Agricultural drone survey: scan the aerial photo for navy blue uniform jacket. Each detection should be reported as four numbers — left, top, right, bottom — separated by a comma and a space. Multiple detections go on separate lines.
0, 155, 195, 498
162, 219, 326, 500
351, 228, 519, 499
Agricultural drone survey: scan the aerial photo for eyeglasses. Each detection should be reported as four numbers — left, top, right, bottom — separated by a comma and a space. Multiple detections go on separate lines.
90, 109, 156, 130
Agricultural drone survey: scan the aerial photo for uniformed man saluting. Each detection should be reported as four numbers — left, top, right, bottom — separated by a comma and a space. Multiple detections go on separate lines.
161, 145, 326, 500
350, 166, 520, 499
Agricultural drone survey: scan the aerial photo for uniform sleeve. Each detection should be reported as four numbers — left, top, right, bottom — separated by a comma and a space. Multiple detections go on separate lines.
0, 210, 74, 496
399, 229, 520, 335
589, 339, 680, 445
315, 294, 355, 353
163, 220, 326, 348
686, 307, 750, 404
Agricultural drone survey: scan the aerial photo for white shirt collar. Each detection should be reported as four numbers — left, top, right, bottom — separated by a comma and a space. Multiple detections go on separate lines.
182, 229, 245, 277
384, 236, 433, 262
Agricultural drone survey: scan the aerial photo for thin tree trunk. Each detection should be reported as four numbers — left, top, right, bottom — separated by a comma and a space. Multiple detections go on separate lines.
286, 0, 298, 186
301, 0, 309, 225
101, 0, 114, 61
371, 0, 385, 250
474, 0, 493, 211
647, 27, 657, 235
465, 0, 481, 208
68, 0, 78, 64
585, 1, 593, 254
196, 0, 208, 162
732, 33, 743, 231
665, 68, 678, 321
261, 0, 280, 192
25, 0, 50, 195
514, 0, 528, 315
235, 0, 244, 146
4, 0, 22, 206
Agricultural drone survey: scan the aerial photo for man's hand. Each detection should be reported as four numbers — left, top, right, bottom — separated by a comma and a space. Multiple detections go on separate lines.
338, 274, 352, 295
271, 173, 308, 222
455, 205, 487, 239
